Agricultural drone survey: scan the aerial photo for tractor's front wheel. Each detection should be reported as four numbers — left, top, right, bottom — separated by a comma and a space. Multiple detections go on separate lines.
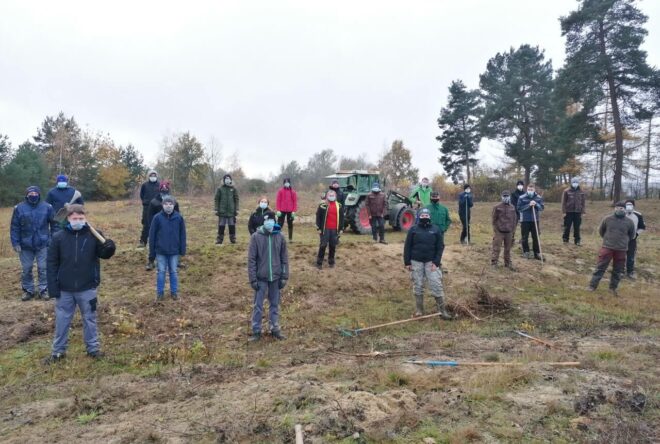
397, 208, 416, 232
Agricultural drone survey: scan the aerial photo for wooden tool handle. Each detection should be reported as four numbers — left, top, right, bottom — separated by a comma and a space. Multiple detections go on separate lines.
88, 225, 106, 243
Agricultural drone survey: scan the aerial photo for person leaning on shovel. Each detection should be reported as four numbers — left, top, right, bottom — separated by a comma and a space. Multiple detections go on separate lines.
403, 208, 453, 320
45, 204, 116, 364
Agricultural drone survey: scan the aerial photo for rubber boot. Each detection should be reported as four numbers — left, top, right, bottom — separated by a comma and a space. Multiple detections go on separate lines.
288, 224, 293, 242
435, 297, 454, 320
229, 225, 236, 244
216, 225, 225, 245
414, 294, 424, 317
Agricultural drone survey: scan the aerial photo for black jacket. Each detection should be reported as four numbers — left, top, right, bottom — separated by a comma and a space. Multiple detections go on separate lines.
47, 225, 116, 298
511, 189, 525, 211
316, 201, 344, 233
248, 206, 271, 235
403, 222, 443, 267
140, 181, 160, 206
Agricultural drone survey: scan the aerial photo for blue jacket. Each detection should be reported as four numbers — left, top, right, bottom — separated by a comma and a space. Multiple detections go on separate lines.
149, 211, 187, 260
10, 200, 56, 251
517, 193, 544, 222
46, 186, 83, 213
458, 192, 474, 215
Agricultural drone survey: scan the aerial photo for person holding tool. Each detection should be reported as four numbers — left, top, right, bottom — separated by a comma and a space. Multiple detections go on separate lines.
517, 183, 544, 260
458, 184, 473, 244
45, 204, 116, 363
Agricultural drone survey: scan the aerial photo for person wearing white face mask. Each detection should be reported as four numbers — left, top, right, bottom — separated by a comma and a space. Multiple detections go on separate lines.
315, 190, 344, 269
276, 178, 298, 241
458, 184, 474, 244
215, 174, 239, 245
149, 196, 186, 301
46, 174, 83, 232
561, 177, 586, 245
623, 199, 646, 280
138, 169, 160, 248
248, 196, 273, 235
45, 204, 116, 363
516, 183, 545, 260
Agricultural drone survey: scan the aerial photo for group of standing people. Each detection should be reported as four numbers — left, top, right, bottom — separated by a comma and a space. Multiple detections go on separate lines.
8, 171, 649, 358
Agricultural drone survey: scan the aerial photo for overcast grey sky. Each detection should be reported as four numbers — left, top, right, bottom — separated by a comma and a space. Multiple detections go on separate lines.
1, 0, 659, 180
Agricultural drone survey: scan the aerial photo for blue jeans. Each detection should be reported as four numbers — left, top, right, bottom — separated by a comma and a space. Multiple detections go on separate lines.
156, 254, 179, 296
251, 280, 280, 334
52, 289, 99, 354
19, 247, 47, 294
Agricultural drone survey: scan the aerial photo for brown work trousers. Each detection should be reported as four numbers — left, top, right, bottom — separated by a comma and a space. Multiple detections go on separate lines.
491, 230, 513, 266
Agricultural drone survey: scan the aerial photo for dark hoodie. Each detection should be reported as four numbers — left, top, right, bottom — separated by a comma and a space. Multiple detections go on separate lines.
248, 205, 273, 234
10, 186, 56, 251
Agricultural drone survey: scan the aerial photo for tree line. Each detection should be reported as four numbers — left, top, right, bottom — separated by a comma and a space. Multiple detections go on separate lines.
437, 0, 660, 201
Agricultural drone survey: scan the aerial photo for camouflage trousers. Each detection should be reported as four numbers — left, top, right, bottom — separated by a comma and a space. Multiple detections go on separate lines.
411, 260, 445, 313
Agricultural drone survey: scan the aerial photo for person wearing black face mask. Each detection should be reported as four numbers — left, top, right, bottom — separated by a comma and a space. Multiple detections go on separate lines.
10, 186, 57, 301
588, 201, 635, 295
403, 209, 453, 319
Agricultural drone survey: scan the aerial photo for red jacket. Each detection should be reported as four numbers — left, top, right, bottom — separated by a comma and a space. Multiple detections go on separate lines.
276, 188, 298, 213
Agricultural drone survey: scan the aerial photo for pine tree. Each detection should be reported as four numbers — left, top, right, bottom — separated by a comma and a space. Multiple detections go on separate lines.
437, 80, 483, 184
560, 0, 660, 201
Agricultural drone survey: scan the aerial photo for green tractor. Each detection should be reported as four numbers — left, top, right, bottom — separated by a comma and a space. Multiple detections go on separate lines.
325, 170, 417, 234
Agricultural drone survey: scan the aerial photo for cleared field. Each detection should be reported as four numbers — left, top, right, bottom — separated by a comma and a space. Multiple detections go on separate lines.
0, 194, 658, 443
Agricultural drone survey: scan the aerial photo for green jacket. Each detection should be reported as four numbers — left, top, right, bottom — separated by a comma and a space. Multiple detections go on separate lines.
215, 185, 239, 217
425, 202, 451, 232
410, 185, 432, 207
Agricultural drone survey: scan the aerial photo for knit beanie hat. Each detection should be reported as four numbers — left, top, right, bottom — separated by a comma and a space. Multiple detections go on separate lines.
26, 185, 41, 196
56, 174, 68, 183
516, 180, 524, 186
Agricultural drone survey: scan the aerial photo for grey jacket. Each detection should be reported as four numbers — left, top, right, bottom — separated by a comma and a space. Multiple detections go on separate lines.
248, 226, 289, 283
598, 214, 635, 251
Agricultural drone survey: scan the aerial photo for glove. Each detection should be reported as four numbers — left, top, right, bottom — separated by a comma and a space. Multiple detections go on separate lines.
276, 211, 282, 218
279, 279, 287, 289
291, 212, 296, 220
13, 245, 21, 253
250, 281, 259, 291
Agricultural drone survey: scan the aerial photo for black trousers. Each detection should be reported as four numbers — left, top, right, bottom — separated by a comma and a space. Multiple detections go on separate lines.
140, 204, 150, 243
626, 237, 637, 275
370, 216, 385, 241
459, 213, 471, 243
520, 221, 540, 254
317, 229, 338, 265
277, 212, 294, 240
562, 212, 582, 243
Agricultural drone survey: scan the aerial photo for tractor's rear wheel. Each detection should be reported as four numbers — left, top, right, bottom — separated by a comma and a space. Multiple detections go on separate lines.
397, 208, 416, 232
354, 200, 372, 234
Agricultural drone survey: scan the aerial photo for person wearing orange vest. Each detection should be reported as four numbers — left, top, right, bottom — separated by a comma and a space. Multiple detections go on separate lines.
315, 190, 344, 270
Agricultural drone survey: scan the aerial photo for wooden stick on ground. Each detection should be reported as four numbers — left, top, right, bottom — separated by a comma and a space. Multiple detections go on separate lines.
295, 424, 304, 444
515, 330, 555, 348
405, 359, 580, 367
341, 312, 445, 336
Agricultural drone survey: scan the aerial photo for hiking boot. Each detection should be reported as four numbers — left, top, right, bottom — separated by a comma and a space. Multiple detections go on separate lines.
156, 293, 164, 302
522, 252, 531, 259
43, 352, 65, 365
372, 238, 378, 243
21, 291, 34, 302
534, 253, 543, 261
505, 264, 517, 272
328, 262, 335, 268
562, 240, 569, 244
87, 350, 105, 359
271, 331, 286, 340
248, 332, 261, 342
586, 286, 596, 292
412, 311, 423, 318
39, 289, 50, 301
491, 263, 498, 269
609, 288, 619, 297
137, 241, 146, 249
379, 240, 388, 245
215, 237, 223, 245
575, 241, 581, 247
316, 263, 323, 270
627, 272, 636, 280
171, 293, 179, 301
145, 260, 154, 271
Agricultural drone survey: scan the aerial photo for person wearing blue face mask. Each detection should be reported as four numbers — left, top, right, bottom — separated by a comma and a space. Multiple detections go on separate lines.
516, 183, 545, 260
247, 211, 289, 342
561, 177, 586, 245
248, 196, 273, 235
10, 186, 57, 301
45, 204, 116, 363
45, 175, 83, 227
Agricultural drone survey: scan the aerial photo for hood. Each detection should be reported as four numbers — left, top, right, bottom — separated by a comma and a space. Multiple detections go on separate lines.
257, 224, 281, 235
148, 169, 158, 177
